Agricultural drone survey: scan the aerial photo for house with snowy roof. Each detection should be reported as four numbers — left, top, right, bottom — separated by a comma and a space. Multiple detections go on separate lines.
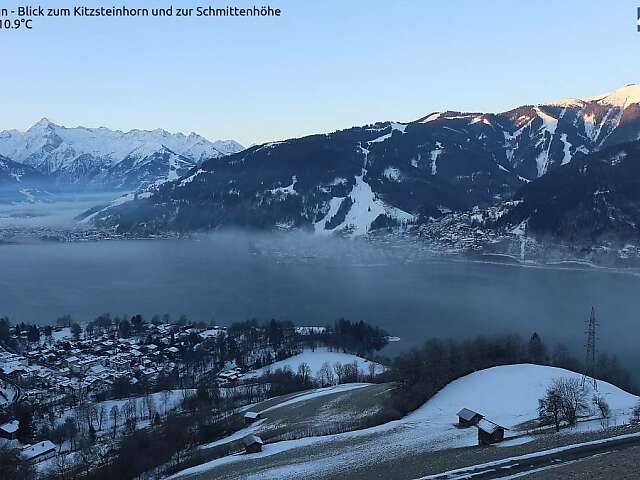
21, 440, 57, 463
244, 411, 261, 425
0, 420, 19, 439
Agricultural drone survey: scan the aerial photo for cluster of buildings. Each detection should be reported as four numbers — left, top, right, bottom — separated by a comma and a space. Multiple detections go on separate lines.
0, 324, 228, 410
418, 207, 508, 252
0, 421, 57, 464
0, 323, 235, 471
216, 366, 243, 385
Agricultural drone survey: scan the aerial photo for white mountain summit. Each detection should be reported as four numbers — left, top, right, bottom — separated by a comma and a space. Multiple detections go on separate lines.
554, 83, 640, 108
0, 119, 244, 189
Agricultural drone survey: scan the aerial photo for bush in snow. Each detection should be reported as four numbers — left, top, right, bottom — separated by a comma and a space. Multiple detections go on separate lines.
593, 394, 612, 429
592, 394, 610, 419
631, 402, 640, 424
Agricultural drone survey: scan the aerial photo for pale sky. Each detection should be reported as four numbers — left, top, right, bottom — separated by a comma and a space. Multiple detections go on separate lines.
2, 0, 639, 146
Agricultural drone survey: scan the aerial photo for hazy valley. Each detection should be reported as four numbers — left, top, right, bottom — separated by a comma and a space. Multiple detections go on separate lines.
3, 84, 640, 480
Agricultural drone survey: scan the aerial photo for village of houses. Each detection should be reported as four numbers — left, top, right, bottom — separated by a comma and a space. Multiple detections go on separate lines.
0, 319, 512, 472
0, 321, 242, 468
4, 315, 632, 480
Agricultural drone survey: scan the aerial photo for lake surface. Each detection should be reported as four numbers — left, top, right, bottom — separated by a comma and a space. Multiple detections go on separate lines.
1, 232, 639, 373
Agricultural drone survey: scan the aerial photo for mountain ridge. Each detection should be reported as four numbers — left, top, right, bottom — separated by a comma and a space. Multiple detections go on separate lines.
86, 84, 640, 240
0, 154, 50, 203
0, 119, 244, 191
501, 139, 640, 242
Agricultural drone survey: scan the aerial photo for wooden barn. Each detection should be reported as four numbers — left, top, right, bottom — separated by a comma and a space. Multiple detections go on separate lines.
476, 419, 507, 445
242, 435, 263, 454
244, 411, 261, 425
456, 408, 483, 428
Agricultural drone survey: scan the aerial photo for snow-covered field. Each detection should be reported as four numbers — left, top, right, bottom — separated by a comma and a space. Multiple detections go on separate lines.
405, 364, 636, 433
198, 384, 371, 452
56, 389, 194, 430
259, 383, 371, 414
96, 389, 192, 416
242, 347, 385, 380
172, 364, 639, 480
42, 327, 73, 344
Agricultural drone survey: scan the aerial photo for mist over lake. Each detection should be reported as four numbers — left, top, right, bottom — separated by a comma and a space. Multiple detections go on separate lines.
1, 231, 639, 371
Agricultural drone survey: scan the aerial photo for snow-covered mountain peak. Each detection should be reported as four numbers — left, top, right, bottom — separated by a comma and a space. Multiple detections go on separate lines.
584, 84, 640, 107
0, 120, 244, 190
29, 117, 57, 130
548, 84, 640, 109
549, 97, 586, 108
210, 139, 246, 155
186, 132, 208, 143
152, 128, 171, 137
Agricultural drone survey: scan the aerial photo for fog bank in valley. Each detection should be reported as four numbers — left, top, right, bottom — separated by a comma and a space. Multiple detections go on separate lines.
0, 228, 639, 377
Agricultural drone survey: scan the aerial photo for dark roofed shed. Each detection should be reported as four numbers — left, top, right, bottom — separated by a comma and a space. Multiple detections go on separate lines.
457, 408, 483, 427
242, 435, 263, 454
477, 418, 507, 445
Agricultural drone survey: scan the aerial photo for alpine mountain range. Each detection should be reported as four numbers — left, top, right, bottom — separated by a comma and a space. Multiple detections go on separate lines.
0, 119, 244, 196
5, 84, 640, 246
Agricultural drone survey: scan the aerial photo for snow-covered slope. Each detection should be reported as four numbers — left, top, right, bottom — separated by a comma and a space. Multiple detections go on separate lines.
562, 83, 640, 109
88, 84, 640, 236
0, 155, 43, 184
169, 364, 638, 480
408, 364, 636, 429
243, 347, 385, 379
0, 119, 244, 189
501, 139, 640, 242
423, 84, 640, 179
0, 154, 50, 203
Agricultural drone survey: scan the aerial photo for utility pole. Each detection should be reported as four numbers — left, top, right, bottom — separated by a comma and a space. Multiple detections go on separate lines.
582, 306, 598, 391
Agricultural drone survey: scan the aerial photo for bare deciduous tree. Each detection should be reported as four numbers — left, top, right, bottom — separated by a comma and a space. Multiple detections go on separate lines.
631, 402, 640, 424
297, 362, 311, 385
538, 377, 588, 432
368, 362, 377, 381
88, 404, 98, 430
97, 405, 106, 431
317, 361, 335, 387
161, 390, 171, 415
333, 362, 345, 384
110, 405, 119, 438
146, 395, 157, 419
592, 394, 610, 419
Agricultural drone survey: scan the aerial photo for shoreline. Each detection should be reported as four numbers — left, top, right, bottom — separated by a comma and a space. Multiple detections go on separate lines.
2, 227, 640, 276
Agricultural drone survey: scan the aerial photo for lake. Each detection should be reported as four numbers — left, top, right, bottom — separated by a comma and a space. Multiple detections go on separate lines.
1, 231, 639, 373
